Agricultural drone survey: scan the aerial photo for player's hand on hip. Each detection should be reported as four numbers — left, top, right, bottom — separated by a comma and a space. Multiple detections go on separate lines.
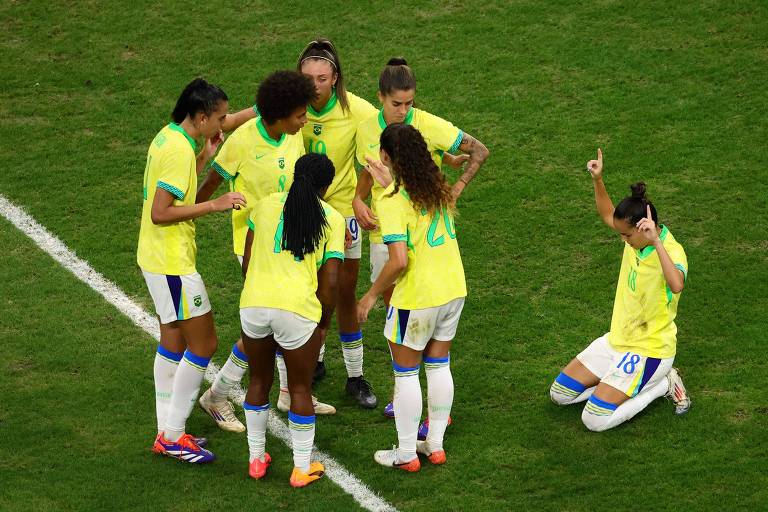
587, 148, 604, 180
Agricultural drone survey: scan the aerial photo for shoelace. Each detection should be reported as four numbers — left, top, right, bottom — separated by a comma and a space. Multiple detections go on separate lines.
219, 401, 239, 422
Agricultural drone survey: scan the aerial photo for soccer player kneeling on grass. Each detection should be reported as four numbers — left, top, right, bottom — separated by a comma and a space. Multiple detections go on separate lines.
239, 153, 344, 487
549, 149, 691, 432
358, 123, 473, 472
138, 78, 247, 463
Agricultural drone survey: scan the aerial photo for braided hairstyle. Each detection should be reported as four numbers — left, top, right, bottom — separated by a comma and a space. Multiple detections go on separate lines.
613, 182, 659, 225
297, 37, 349, 113
380, 123, 453, 215
282, 153, 336, 259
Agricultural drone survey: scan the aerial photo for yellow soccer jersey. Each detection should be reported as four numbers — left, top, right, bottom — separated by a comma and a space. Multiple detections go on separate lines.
240, 193, 346, 322
137, 123, 198, 275
212, 117, 305, 256
608, 226, 688, 359
304, 91, 377, 217
355, 107, 463, 243
377, 184, 467, 310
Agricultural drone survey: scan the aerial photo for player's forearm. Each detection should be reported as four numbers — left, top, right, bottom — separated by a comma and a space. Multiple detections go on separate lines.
653, 240, 685, 293
592, 177, 615, 226
456, 133, 489, 187
221, 106, 257, 133
366, 259, 405, 299
152, 201, 214, 224
355, 168, 374, 202
196, 169, 224, 203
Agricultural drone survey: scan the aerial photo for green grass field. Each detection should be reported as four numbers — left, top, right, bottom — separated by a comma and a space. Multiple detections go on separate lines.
1, 1, 767, 510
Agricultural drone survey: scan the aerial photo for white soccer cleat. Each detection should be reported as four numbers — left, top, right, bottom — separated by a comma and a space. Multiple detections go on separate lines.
277, 388, 336, 415
198, 389, 246, 432
373, 447, 420, 472
666, 367, 691, 415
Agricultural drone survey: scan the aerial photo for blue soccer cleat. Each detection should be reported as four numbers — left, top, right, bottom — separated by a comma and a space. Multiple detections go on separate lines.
152, 433, 216, 463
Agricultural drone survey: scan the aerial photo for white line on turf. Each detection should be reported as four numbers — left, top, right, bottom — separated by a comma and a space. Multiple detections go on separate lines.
0, 194, 397, 512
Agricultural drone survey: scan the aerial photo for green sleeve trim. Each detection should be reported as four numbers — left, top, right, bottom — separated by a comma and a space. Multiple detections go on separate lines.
323, 251, 344, 264
253, 105, 260, 115
674, 263, 688, 281
212, 161, 236, 181
383, 234, 407, 244
157, 181, 184, 200
247, 218, 255, 231
449, 130, 463, 153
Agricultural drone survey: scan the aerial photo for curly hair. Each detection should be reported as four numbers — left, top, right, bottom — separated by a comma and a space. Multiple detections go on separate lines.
380, 123, 453, 215
256, 70, 317, 124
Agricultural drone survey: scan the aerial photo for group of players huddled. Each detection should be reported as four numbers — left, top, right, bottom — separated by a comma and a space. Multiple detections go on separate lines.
137, 38, 691, 487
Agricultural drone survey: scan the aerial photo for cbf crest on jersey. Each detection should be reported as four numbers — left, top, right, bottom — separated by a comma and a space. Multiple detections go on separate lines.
313, 123, 323, 136
278, 157, 285, 169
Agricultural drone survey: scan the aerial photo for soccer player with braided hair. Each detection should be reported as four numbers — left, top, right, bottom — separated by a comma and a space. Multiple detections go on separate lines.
549, 148, 691, 432
239, 152, 345, 487
358, 123, 467, 472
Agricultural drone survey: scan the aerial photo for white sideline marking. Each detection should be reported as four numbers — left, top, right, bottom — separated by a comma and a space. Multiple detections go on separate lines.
0, 194, 397, 512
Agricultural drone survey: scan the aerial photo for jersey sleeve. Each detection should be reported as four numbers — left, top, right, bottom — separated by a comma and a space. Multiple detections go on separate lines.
349, 94, 378, 124
666, 241, 688, 281
156, 149, 194, 200
322, 210, 346, 263
421, 111, 463, 154
378, 190, 408, 244
211, 130, 242, 181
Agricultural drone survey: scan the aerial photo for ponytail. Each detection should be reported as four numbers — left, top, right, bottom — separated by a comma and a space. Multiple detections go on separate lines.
613, 181, 659, 225
379, 57, 416, 95
171, 78, 228, 123
282, 153, 336, 259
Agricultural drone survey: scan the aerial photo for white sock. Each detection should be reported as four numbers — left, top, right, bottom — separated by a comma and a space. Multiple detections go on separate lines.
164, 350, 210, 442
288, 411, 315, 472
582, 378, 669, 432
244, 402, 270, 462
340, 330, 364, 378
276, 351, 288, 390
210, 343, 248, 401
392, 362, 421, 462
317, 343, 325, 363
425, 355, 453, 451
154, 346, 182, 434
550, 372, 595, 405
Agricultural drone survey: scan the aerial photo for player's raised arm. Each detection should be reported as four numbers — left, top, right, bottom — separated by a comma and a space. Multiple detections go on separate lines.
588, 148, 615, 229
221, 105, 257, 133
637, 204, 685, 293
452, 132, 489, 199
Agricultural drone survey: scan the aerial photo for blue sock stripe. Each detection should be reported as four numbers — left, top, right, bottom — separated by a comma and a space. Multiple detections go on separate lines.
243, 402, 270, 411
392, 361, 420, 373
423, 354, 450, 364
287, 411, 316, 425
339, 330, 363, 343
183, 350, 211, 370
231, 343, 248, 363
587, 395, 618, 411
555, 372, 587, 393
156, 345, 183, 362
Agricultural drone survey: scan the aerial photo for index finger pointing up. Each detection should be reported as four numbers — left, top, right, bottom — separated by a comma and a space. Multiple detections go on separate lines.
597, 148, 603, 163
646, 203, 652, 220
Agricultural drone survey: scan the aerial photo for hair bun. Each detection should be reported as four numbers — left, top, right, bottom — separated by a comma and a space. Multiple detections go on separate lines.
630, 181, 647, 200
387, 57, 408, 66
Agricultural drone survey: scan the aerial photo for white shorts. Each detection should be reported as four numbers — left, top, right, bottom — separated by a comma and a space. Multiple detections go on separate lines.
576, 334, 674, 397
345, 216, 362, 260
240, 307, 317, 351
369, 241, 389, 283
384, 297, 465, 351
142, 270, 211, 325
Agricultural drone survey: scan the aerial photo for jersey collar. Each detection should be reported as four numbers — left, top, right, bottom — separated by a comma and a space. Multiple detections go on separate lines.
636, 224, 669, 260
256, 118, 286, 147
168, 123, 197, 151
377, 107, 415, 130
308, 89, 338, 117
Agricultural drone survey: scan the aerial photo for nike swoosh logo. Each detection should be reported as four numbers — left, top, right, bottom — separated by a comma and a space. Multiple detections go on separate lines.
254, 153, 266, 159
368, 143, 379, 149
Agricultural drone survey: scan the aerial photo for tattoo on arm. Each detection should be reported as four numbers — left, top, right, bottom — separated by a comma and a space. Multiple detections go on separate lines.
457, 133, 489, 185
